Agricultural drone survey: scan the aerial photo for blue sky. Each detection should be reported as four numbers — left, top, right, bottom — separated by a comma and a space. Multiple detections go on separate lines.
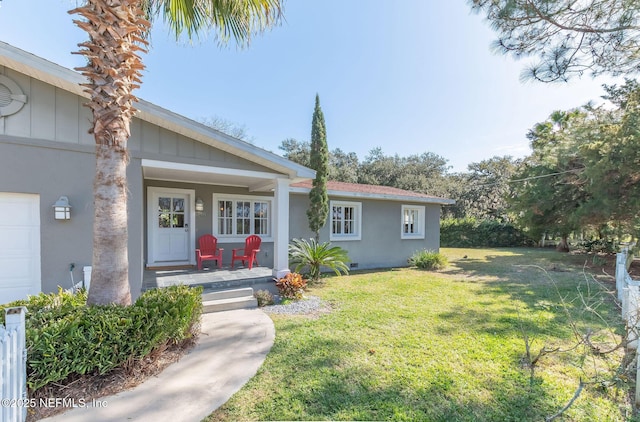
0, 0, 619, 172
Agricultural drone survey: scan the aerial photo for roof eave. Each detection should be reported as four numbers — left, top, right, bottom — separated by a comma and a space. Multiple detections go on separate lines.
290, 186, 456, 205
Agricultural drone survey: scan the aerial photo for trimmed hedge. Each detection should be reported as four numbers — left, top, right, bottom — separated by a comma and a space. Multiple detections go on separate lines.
441, 218, 532, 248
0, 285, 202, 391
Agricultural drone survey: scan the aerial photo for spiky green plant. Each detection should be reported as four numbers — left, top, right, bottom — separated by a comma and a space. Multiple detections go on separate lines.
289, 238, 350, 283
408, 249, 448, 270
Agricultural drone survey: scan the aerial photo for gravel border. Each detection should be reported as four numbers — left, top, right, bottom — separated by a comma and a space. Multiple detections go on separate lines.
262, 296, 328, 316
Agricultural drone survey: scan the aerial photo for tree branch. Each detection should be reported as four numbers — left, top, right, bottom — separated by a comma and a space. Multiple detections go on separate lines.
524, 0, 639, 34
545, 380, 585, 422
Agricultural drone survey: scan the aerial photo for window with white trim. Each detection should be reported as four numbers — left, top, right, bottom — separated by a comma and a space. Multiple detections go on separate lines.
214, 195, 272, 239
330, 201, 361, 241
401, 205, 425, 239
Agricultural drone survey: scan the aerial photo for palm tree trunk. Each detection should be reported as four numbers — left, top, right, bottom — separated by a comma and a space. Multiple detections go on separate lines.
91, 144, 131, 305
70, 0, 149, 305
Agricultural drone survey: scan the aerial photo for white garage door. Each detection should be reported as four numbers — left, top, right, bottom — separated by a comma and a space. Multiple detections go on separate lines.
0, 193, 41, 304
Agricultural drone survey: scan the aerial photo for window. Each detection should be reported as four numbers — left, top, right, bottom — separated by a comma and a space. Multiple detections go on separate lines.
330, 201, 361, 241
214, 195, 272, 240
157, 196, 185, 228
401, 205, 425, 239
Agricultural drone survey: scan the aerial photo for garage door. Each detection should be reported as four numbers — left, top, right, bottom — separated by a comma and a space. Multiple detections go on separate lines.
0, 193, 41, 304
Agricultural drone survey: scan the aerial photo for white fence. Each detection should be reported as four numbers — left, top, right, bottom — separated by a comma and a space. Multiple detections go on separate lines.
616, 247, 640, 348
615, 247, 640, 406
0, 307, 27, 422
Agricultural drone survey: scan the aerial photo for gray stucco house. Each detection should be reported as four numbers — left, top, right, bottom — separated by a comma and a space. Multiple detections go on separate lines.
0, 41, 454, 304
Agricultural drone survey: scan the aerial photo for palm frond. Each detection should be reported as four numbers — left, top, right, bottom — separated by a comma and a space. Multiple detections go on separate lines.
289, 238, 350, 282
142, 0, 283, 44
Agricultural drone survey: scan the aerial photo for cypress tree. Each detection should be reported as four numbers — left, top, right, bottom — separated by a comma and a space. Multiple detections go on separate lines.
307, 94, 329, 241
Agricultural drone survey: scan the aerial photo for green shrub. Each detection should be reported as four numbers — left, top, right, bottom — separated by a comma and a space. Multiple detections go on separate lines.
0, 288, 88, 325
440, 218, 532, 247
254, 289, 274, 307
275, 272, 308, 300
133, 285, 202, 345
576, 238, 618, 254
1, 285, 202, 391
408, 250, 448, 270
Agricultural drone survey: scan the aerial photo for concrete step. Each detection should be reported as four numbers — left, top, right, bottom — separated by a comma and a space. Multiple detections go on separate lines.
202, 287, 258, 313
203, 296, 258, 313
190, 275, 274, 292
202, 287, 254, 302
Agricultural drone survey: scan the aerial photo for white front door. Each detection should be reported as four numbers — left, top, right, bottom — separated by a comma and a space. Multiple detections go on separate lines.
0, 193, 41, 303
147, 188, 195, 265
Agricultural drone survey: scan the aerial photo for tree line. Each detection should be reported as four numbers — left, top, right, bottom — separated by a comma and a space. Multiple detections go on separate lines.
279, 79, 640, 248
512, 79, 640, 249
278, 138, 518, 222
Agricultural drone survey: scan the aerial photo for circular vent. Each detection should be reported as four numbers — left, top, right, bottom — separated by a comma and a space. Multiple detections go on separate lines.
0, 75, 27, 116
0, 84, 11, 107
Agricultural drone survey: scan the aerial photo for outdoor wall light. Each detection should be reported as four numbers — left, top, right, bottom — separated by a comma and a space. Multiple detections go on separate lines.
53, 196, 71, 220
195, 197, 204, 212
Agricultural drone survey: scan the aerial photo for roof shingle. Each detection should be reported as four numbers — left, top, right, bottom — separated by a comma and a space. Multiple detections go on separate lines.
291, 180, 454, 204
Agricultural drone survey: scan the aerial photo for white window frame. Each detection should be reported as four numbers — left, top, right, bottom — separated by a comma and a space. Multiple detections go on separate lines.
401, 205, 425, 239
330, 200, 362, 241
212, 194, 273, 242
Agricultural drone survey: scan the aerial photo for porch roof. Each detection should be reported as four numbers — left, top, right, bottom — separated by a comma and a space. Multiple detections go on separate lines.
142, 159, 303, 191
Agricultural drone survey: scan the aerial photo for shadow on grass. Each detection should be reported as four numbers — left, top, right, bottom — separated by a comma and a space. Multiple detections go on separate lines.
443, 247, 615, 283
441, 248, 622, 336
239, 320, 556, 422
290, 373, 552, 422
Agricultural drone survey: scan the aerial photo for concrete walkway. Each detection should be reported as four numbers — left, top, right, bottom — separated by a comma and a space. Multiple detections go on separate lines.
43, 308, 275, 422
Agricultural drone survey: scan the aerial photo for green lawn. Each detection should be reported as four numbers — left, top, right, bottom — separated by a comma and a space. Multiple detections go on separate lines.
205, 248, 633, 421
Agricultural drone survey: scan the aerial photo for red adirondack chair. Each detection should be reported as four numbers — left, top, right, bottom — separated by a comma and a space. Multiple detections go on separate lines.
196, 234, 224, 270
231, 235, 261, 269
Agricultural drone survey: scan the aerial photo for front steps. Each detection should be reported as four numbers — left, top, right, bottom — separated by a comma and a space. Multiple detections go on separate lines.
143, 266, 274, 292
202, 287, 258, 313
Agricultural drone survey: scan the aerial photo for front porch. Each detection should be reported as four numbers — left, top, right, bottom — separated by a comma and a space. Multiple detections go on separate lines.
143, 265, 275, 292
143, 160, 299, 280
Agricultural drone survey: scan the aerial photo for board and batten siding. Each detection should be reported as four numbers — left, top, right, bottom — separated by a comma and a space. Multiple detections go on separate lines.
0, 66, 92, 145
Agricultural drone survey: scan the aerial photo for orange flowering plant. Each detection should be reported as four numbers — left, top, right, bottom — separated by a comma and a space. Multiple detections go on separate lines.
275, 272, 308, 300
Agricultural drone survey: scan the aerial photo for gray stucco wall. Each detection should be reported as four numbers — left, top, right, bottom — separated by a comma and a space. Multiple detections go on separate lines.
289, 193, 442, 270
127, 159, 144, 299
0, 138, 144, 298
